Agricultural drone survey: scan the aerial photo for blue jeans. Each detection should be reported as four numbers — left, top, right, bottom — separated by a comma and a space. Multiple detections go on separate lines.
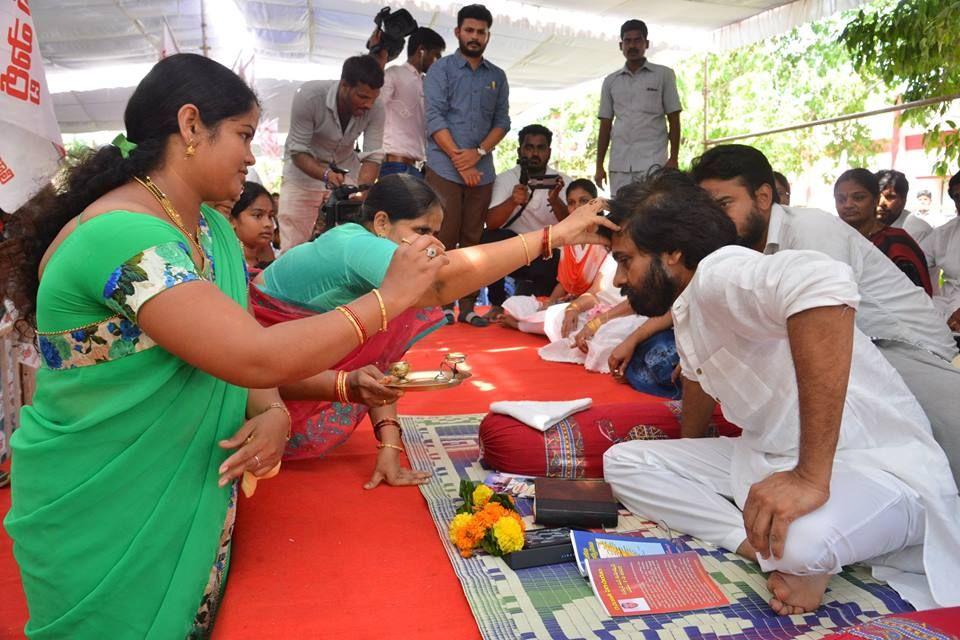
379, 162, 424, 178
624, 328, 681, 399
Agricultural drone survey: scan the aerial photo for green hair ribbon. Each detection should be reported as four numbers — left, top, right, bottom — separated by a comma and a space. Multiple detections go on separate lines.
111, 133, 138, 159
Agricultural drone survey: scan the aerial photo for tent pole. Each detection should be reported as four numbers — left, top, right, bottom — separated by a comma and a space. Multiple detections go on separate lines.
701, 55, 709, 151
200, 0, 210, 57
705, 94, 960, 146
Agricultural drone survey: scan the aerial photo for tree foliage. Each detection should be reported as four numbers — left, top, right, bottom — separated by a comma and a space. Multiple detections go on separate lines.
839, 0, 960, 175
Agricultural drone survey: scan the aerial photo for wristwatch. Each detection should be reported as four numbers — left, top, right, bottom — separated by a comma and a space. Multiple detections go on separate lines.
476, 147, 488, 157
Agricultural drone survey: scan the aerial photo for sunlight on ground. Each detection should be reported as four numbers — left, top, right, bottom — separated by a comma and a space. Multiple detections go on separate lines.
484, 346, 529, 353
471, 380, 497, 392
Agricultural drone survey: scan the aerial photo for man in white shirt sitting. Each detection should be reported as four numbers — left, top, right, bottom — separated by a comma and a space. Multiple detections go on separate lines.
602, 170, 960, 616
480, 124, 570, 323
920, 170, 960, 335
380, 27, 446, 178
876, 169, 932, 242
689, 145, 960, 488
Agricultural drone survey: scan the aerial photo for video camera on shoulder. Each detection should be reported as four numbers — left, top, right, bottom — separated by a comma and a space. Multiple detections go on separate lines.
322, 183, 372, 231
518, 157, 559, 191
368, 7, 418, 60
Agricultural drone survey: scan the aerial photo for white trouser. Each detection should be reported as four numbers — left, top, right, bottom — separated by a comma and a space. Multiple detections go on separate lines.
603, 437, 926, 576
278, 180, 329, 251
875, 340, 960, 489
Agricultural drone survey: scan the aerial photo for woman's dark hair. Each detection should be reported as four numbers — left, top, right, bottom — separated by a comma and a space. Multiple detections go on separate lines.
566, 178, 598, 199
231, 182, 272, 219
360, 174, 442, 223
602, 169, 737, 270
875, 169, 909, 197
690, 144, 780, 205
341, 55, 385, 89
408, 27, 446, 57
835, 168, 880, 197
773, 171, 790, 192
0, 53, 258, 328
458, 4, 493, 28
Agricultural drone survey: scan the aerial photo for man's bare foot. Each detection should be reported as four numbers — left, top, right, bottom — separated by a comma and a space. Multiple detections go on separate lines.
767, 571, 831, 615
482, 306, 505, 322
735, 538, 757, 561
499, 314, 519, 329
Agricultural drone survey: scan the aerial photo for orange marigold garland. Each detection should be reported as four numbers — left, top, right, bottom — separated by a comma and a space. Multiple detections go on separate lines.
447, 480, 526, 558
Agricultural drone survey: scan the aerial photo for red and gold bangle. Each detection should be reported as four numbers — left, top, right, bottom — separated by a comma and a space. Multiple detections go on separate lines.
371, 288, 388, 332
540, 227, 550, 259
336, 305, 367, 344
373, 418, 402, 442
335, 370, 350, 404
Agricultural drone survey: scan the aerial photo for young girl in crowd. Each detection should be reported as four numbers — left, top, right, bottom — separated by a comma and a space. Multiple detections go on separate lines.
229, 181, 277, 270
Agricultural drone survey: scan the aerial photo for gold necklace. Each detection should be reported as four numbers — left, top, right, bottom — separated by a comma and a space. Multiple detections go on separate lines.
133, 176, 208, 275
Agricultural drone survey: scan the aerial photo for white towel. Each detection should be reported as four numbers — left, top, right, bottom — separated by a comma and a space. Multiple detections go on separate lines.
489, 398, 593, 432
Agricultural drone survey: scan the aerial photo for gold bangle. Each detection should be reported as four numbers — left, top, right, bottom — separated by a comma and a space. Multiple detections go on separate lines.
265, 401, 292, 440
587, 318, 603, 332
336, 305, 365, 344
336, 370, 351, 404
371, 288, 388, 332
518, 233, 532, 266
377, 443, 404, 453
543, 225, 554, 259
566, 302, 580, 313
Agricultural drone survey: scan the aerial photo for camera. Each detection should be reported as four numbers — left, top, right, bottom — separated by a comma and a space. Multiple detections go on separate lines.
321, 184, 372, 232
368, 8, 419, 60
519, 157, 559, 191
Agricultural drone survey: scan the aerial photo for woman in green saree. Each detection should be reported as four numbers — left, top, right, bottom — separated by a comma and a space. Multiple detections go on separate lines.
0, 54, 446, 639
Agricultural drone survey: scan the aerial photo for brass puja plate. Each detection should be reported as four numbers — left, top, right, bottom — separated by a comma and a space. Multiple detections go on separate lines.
385, 354, 472, 392
383, 370, 472, 392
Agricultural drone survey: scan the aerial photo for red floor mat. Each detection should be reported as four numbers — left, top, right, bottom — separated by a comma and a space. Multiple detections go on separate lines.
0, 323, 647, 639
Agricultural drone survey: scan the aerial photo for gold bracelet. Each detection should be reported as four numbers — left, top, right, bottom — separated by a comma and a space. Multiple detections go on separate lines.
336, 370, 350, 404
586, 317, 604, 332
371, 288, 388, 332
265, 401, 292, 440
336, 305, 365, 344
377, 443, 404, 453
546, 225, 553, 257
566, 302, 580, 313
518, 233, 532, 266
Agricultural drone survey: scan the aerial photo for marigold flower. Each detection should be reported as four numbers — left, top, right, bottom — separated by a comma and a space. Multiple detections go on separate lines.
472, 484, 494, 509
492, 517, 525, 554
448, 513, 473, 544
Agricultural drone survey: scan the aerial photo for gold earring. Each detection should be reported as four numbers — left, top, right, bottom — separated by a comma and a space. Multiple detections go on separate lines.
185, 140, 196, 159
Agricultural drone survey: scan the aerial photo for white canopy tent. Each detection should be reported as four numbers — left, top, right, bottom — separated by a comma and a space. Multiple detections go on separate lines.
36, 0, 867, 134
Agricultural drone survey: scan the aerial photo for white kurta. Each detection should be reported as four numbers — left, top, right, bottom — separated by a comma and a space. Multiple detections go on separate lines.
610, 246, 960, 609
920, 216, 960, 321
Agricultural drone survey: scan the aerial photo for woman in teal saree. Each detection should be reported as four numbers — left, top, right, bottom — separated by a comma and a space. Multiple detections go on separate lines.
1, 54, 445, 639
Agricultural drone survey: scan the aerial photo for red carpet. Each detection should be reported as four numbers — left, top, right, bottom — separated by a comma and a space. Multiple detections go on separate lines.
0, 323, 645, 639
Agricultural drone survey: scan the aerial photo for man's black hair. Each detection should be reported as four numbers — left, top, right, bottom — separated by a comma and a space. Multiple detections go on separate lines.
690, 144, 781, 205
620, 19, 648, 39
875, 169, 910, 198
518, 124, 553, 146
407, 27, 446, 57
457, 4, 493, 28
341, 55, 385, 89
602, 168, 737, 270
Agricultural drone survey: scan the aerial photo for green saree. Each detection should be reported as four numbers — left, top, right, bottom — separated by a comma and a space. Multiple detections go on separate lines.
4, 206, 248, 639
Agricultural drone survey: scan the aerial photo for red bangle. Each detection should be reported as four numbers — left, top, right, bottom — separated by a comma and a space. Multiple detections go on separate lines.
373, 418, 402, 442
541, 227, 550, 259
340, 304, 368, 343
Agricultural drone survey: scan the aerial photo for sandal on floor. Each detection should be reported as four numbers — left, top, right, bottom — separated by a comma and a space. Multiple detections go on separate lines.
443, 309, 456, 325
459, 311, 489, 327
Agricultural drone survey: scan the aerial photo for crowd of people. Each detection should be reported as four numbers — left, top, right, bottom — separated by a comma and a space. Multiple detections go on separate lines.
0, 3, 958, 637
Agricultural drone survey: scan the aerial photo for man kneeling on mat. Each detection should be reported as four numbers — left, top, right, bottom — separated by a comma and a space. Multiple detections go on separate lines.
601, 170, 960, 615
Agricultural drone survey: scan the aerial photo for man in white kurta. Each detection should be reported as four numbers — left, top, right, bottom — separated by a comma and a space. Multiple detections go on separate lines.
690, 144, 960, 488
601, 173, 960, 615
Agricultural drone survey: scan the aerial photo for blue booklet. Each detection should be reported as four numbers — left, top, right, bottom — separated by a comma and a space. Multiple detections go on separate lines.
571, 530, 679, 576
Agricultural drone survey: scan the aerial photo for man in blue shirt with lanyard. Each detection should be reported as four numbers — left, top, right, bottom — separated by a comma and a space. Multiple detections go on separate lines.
424, 4, 511, 326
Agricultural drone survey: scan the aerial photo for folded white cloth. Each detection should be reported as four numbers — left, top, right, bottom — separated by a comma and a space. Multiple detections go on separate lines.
489, 398, 593, 431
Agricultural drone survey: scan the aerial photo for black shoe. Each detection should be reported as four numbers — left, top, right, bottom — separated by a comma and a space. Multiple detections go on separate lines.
458, 311, 489, 327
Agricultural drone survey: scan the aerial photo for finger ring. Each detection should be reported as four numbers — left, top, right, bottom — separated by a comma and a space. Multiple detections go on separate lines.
425, 247, 438, 258
253, 454, 262, 467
